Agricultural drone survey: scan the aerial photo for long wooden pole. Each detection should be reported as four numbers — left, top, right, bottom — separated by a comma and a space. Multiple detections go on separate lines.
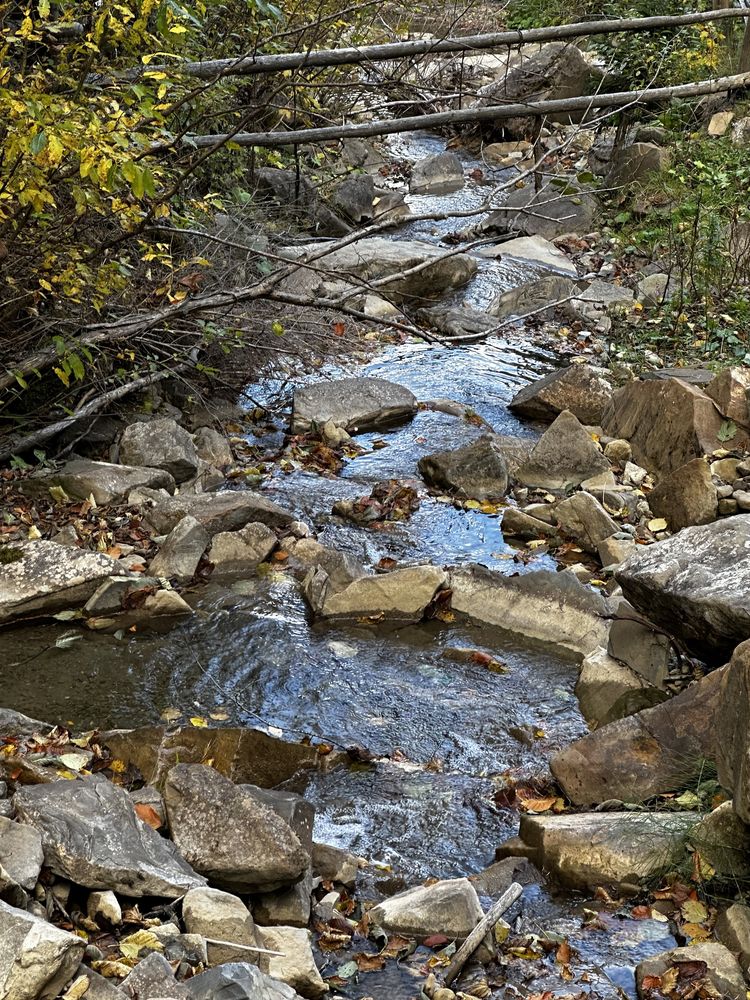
180, 70, 750, 149
136, 9, 750, 80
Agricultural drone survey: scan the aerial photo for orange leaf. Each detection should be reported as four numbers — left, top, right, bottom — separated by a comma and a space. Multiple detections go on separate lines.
134, 803, 162, 829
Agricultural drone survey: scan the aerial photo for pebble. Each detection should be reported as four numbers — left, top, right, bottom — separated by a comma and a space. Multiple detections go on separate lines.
734, 490, 750, 511
717, 484, 735, 499
289, 520, 311, 538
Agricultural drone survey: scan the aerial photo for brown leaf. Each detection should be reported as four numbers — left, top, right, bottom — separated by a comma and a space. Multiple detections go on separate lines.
134, 803, 162, 829
424, 934, 449, 949
641, 974, 662, 991
555, 940, 571, 965
354, 952, 385, 972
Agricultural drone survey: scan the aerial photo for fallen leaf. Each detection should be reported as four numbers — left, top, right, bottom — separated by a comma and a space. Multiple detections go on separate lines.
353, 952, 385, 972
556, 940, 572, 965
189, 716, 208, 728
160, 706, 181, 722
119, 929, 164, 959
134, 803, 162, 829
91, 959, 134, 978
648, 517, 668, 532
681, 898, 708, 924
424, 934, 449, 949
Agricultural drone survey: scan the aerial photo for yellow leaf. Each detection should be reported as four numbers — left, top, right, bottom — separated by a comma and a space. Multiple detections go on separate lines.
47, 134, 64, 167
120, 929, 163, 960
108, 758, 127, 773
648, 518, 668, 532
28, 525, 42, 540
190, 716, 208, 728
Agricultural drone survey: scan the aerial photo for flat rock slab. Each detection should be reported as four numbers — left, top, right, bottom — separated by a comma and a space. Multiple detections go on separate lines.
551, 667, 725, 805
636, 943, 745, 1000
14, 775, 205, 897
615, 514, 750, 663
292, 377, 416, 434
164, 764, 309, 893
0, 540, 120, 624
477, 235, 577, 275
0, 898, 86, 1000
303, 564, 447, 623
144, 490, 293, 536
449, 564, 610, 657
18, 459, 175, 505
517, 812, 696, 890
509, 364, 613, 426
369, 877, 482, 941
101, 725, 335, 791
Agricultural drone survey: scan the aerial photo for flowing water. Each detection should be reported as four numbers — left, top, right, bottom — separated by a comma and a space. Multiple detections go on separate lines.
0, 133, 676, 998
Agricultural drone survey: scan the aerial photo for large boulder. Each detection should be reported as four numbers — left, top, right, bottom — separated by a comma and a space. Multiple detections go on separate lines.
605, 141, 670, 188
602, 377, 748, 476
303, 564, 447, 623
489, 274, 579, 322
163, 764, 309, 893
0, 540, 119, 624
14, 775, 204, 897
515, 812, 695, 890
515, 410, 610, 490
369, 878, 482, 941
143, 490, 293, 536
574, 646, 657, 728
716, 640, 750, 823
409, 151, 463, 195
18, 459, 175, 505
0, 899, 86, 1000
292, 377, 416, 434
418, 435, 509, 500
477, 235, 577, 275
281, 238, 477, 305
704, 366, 750, 427
509, 364, 613, 425
553, 492, 618, 554
101, 725, 333, 791
615, 515, 750, 663
647, 457, 718, 531
486, 181, 598, 240
119, 418, 199, 483
636, 943, 745, 1000
551, 667, 725, 805
449, 565, 610, 657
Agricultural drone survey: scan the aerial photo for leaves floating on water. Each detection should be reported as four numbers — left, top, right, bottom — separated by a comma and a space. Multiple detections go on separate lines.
334, 480, 420, 527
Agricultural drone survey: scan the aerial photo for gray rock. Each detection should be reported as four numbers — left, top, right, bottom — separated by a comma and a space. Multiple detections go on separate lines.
636, 272, 677, 308
119, 418, 199, 483
715, 902, 750, 971
564, 280, 634, 330
149, 516, 210, 582
193, 427, 234, 468
603, 438, 632, 464
636, 943, 745, 1000
252, 870, 313, 928
597, 535, 637, 569
490, 275, 579, 322
311, 843, 360, 888
551, 667, 725, 805
486, 181, 598, 240
259, 926, 327, 999
253, 167, 349, 236
0, 818, 43, 891
575, 646, 656, 728
501, 508, 559, 541
120, 951, 186, 999
292, 377, 416, 434
515, 410, 610, 490
18, 459, 175, 506
83, 575, 160, 616
163, 764, 309, 893
606, 141, 670, 188
716, 640, 750, 822
329, 174, 376, 224
287, 539, 364, 592
281, 237, 477, 305
87, 889, 122, 926
690, 801, 750, 879
705, 366, 750, 427
607, 617, 670, 688
449, 564, 610, 657
416, 304, 500, 339
648, 458, 718, 531
79, 967, 128, 1000
240, 787, 314, 852
0, 540, 119, 625
0, 709, 49, 738
14, 775, 205, 898
509, 364, 613, 426
0, 898, 86, 999
209, 523, 277, 574
477, 234, 577, 275
369, 878, 482, 941
418, 435, 509, 500
303, 564, 447, 623
144, 491, 293, 537
185, 963, 303, 1000
554, 492, 619, 554
409, 151, 463, 195
182, 885, 260, 965
615, 514, 750, 663
518, 812, 696, 891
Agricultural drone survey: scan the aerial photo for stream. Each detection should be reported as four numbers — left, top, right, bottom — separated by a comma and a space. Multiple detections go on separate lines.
1, 132, 678, 998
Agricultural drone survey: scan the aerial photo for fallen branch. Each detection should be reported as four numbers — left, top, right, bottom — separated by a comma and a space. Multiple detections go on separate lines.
136, 9, 750, 80
181, 70, 750, 148
443, 881, 524, 987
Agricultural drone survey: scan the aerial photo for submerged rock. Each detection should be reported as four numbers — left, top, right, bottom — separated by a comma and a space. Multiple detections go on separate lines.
636, 943, 745, 1000
303, 564, 447, 623
515, 811, 696, 891
119, 417, 199, 483
551, 667, 724, 805
369, 877, 482, 941
0, 540, 119, 624
449, 565, 610, 657
164, 764, 309, 893
14, 775, 205, 897
509, 364, 613, 426
477, 235, 577, 275
0, 899, 86, 1000
615, 515, 750, 663
515, 410, 610, 490
144, 490, 293, 536
292, 377, 416, 434
418, 435, 509, 500
18, 459, 175, 505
